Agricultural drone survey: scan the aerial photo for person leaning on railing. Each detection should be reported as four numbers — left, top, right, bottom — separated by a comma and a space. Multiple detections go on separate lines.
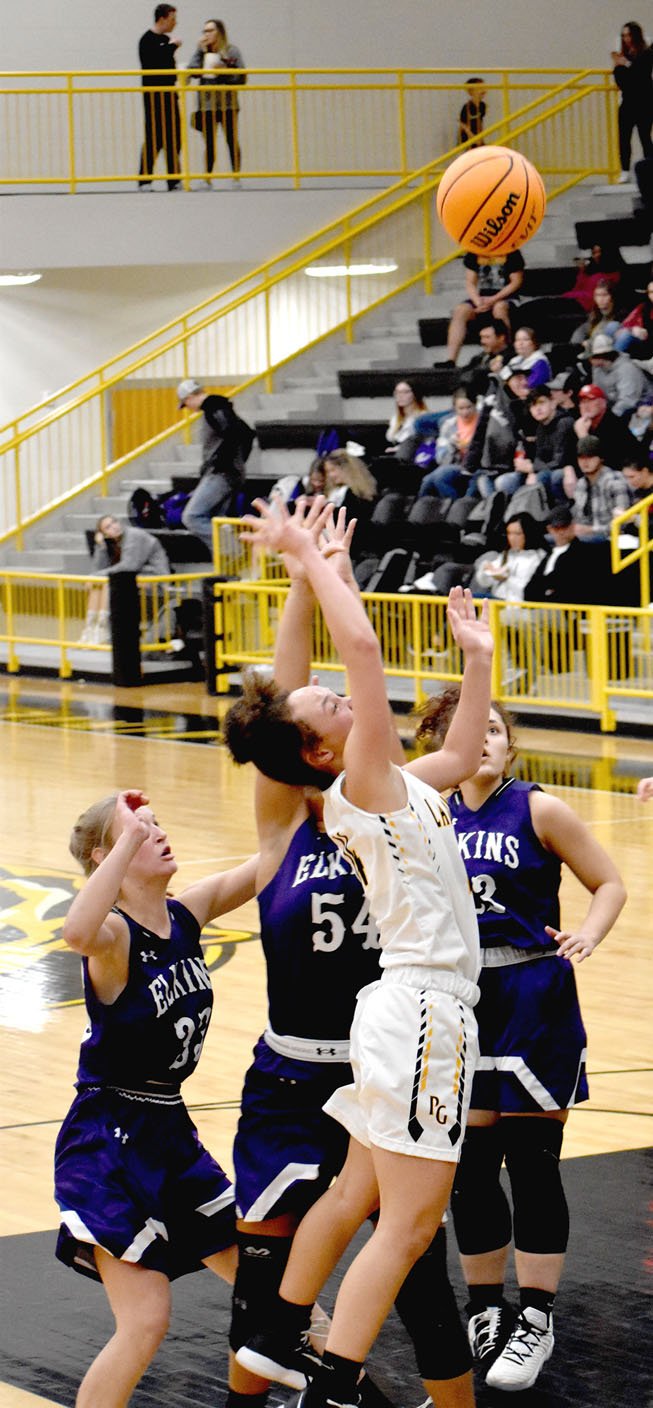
188, 19, 246, 182
79, 515, 170, 645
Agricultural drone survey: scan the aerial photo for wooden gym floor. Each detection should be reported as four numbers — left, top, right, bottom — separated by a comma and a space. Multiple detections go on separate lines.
0, 676, 651, 1408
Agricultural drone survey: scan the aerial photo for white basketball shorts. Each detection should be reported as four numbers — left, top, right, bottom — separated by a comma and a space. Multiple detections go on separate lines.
324, 970, 479, 1163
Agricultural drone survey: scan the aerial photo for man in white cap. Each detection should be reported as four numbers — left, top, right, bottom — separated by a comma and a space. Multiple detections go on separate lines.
588, 332, 650, 418
176, 379, 253, 551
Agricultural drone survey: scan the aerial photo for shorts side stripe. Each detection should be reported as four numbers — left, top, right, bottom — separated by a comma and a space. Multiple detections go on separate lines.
407, 992, 428, 1143
476, 1054, 560, 1110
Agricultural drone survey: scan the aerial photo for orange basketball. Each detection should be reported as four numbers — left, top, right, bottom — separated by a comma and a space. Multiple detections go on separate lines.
436, 145, 546, 255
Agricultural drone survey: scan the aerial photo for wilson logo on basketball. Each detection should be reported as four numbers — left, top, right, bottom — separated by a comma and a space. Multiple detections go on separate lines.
470, 191, 520, 250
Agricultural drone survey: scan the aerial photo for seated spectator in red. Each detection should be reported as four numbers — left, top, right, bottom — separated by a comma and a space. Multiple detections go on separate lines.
570, 280, 624, 352
385, 379, 428, 451
572, 383, 640, 469
444, 250, 524, 366
587, 332, 651, 418
570, 435, 631, 541
417, 386, 479, 498
615, 277, 653, 356
561, 243, 625, 311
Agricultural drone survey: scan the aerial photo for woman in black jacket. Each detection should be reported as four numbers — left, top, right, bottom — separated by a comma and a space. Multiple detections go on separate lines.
611, 21, 653, 180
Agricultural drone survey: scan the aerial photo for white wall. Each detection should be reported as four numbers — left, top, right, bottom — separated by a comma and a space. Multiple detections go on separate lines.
4, 0, 621, 72
1, 0, 624, 420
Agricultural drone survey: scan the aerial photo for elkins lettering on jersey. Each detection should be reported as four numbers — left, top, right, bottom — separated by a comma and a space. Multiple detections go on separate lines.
454, 827, 520, 868
292, 849, 351, 886
148, 955, 212, 1017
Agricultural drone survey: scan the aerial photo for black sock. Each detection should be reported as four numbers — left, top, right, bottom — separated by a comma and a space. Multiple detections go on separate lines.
305, 1351, 364, 1406
273, 1297, 313, 1340
225, 1394, 268, 1408
467, 1283, 504, 1313
520, 1287, 555, 1320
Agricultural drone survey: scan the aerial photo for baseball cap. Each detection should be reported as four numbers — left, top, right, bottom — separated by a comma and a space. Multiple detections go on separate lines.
578, 383, 607, 402
577, 434, 601, 456
177, 378, 202, 407
589, 332, 617, 357
549, 371, 575, 392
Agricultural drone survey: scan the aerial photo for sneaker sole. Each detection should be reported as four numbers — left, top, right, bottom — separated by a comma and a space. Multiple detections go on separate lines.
235, 1345, 307, 1390
485, 1337, 554, 1392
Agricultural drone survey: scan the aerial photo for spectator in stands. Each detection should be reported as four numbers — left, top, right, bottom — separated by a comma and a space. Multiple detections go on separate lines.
443, 251, 524, 366
626, 391, 653, 450
509, 326, 552, 388
462, 365, 531, 498
621, 457, 653, 523
611, 22, 653, 181
385, 379, 428, 450
417, 387, 479, 498
80, 515, 170, 644
495, 384, 576, 502
323, 449, 377, 550
572, 383, 640, 468
549, 370, 579, 414
570, 280, 624, 351
570, 435, 631, 540
458, 77, 487, 147
461, 318, 512, 393
176, 378, 251, 551
188, 19, 245, 182
521, 245, 625, 336
471, 513, 545, 600
587, 332, 651, 418
522, 504, 589, 603
615, 277, 653, 355
269, 456, 327, 507
138, 4, 182, 192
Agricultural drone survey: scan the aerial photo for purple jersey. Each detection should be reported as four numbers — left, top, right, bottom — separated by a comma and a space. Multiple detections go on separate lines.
449, 779, 561, 953
75, 899, 213, 1090
258, 814, 382, 1041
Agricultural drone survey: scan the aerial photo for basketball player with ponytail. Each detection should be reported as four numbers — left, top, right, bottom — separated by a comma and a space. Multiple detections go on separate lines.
226, 496, 494, 1408
417, 689, 625, 1393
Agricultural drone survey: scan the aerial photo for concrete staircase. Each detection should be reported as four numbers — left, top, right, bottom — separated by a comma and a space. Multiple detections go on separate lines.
1, 179, 649, 576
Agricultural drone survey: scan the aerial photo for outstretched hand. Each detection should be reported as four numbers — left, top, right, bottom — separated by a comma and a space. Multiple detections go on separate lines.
637, 776, 653, 803
241, 495, 334, 564
446, 586, 494, 659
320, 507, 358, 587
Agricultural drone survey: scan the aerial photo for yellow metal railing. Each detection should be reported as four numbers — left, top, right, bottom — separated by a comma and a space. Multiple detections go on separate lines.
0, 70, 617, 551
0, 66, 619, 193
207, 584, 653, 732
0, 569, 213, 677
611, 492, 653, 607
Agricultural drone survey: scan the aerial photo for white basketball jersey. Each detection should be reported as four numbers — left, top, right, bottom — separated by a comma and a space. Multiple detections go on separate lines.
324, 767, 480, 986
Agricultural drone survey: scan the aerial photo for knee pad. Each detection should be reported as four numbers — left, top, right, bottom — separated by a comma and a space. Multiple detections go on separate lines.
502, 1116, 569, 1254
451, 1124, 512, 1255
229, 1232, 294, 1352
394, 1225, 471, 1381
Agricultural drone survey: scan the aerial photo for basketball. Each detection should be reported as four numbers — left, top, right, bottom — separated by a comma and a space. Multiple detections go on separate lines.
436, 145, 546, 255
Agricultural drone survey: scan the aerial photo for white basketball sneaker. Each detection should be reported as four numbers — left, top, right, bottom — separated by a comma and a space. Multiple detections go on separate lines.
485, 1307, 554, 1391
